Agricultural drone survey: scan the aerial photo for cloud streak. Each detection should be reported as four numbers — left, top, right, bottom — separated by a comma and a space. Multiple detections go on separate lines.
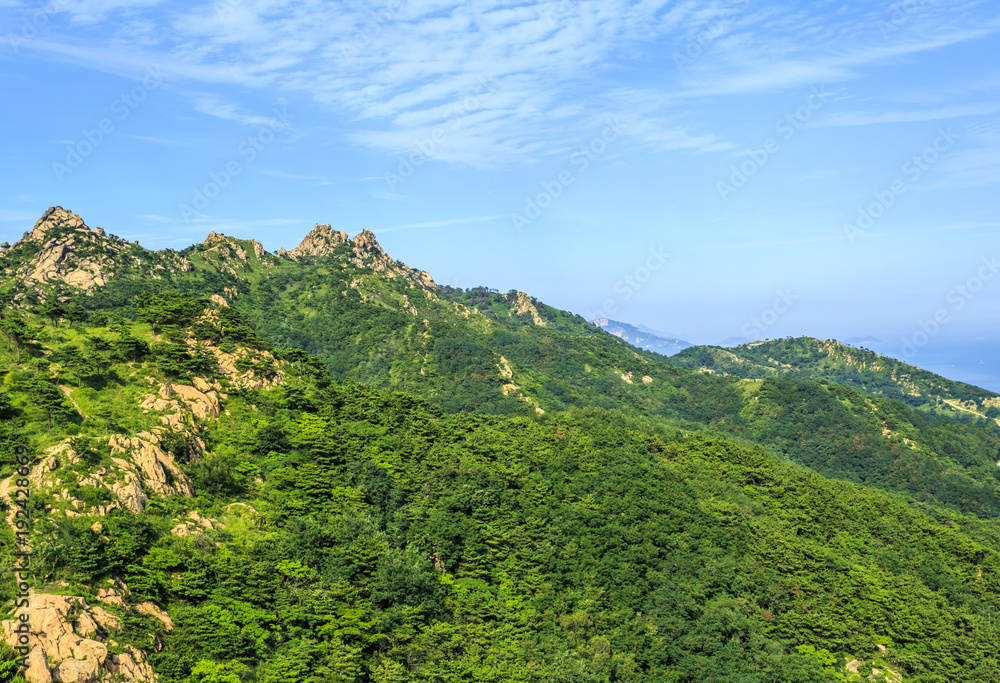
7, 0, 1000, 168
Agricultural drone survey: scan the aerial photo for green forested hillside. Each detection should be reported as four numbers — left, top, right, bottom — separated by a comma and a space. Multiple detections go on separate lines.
668, 337, 999, 412
3, 209, 1000, 682
69, 267, 1000, 520
4, 304, 1000, 682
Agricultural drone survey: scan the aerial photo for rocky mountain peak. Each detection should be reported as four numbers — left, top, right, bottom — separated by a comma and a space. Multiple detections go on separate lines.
24, 206, 94, 243
349, 229, 391, 268
281, 223, 435, 288
0, 208, 202, 300
199, 231, 268, 264
353, 229, 380, 250
287, 223, 349, 259
2, 207, 130, 295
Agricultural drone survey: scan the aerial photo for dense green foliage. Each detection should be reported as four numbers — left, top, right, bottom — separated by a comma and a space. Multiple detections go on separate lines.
668, 338, 998, 410
4, 226, 1000, 681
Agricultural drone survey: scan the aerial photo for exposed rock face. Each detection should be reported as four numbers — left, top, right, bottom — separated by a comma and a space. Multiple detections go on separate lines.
497, 356, 545, 414
109, 433, 195, 503
106, 467, 148, 515
15, 208, 113, 292
23, 647, 52, 683
31, 206, 86, 234
205, 344, 285, 391
0, 442, 137, 521
349, 229, 394, 271
288, 224, 349, 259
1, 593, 159, 683
284, 224, 437, 289
169, 383, 222, 419
96, 580, 131, 607
105, 646, 159, 681
510, 291, 547, 326
171, 509, 218, 537
0, 207, 196, 297
198, 233, 271, 273
136, 602, 174, 631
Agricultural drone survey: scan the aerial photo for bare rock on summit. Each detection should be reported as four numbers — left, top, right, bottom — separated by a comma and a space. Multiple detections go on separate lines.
288, 223, 349, 259
199, 232, 270, 270
3, 206, 193, 297
17, 208, 111, 292
30, 206, 87, 235
350, 229, 394, 271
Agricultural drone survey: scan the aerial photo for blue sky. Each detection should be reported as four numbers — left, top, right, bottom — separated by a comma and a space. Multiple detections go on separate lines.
1, 0, 999, 354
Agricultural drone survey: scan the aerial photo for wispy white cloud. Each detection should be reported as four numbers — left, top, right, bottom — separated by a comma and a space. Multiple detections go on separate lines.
934, 121, 1000, 188
136, 214, 305, 248
9, 0, 1000, 167
940, 221, 1000, 230
191, 95, 287, 127
376, 215, 503, 233
127, 134, 185, 144
258, 169, 336, 184
814, 104, 1000, 127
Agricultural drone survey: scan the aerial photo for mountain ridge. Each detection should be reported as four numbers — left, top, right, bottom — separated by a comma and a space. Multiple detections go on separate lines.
0, 207, 438, 303
4, 207, 1000, 681
667, 336, 1000, 423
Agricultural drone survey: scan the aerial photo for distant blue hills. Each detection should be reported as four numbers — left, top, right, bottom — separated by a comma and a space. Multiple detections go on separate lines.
592, 318, 694, 356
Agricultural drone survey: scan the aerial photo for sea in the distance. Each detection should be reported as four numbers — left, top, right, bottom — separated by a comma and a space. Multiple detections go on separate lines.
866, 338, 1000, 394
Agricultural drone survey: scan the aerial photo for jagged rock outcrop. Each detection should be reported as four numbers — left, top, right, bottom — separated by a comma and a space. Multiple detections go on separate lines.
509, 291, 547, 326
26, 431, 191, 515
105, 647, 159, 682
200, 232, 267, 260
1, 593, 158, 683
168, 383, 222, 419
0, 206, 197, 298
196, 233, 271, 278
287, 223, 349, 259
109, 433, 194, 500
11, 207, 116, 292
136, 602, 174, 631
95, 580, 131, 607
171, 510, 218, 537
349, 229, 395, 271
284, 224, 437, 289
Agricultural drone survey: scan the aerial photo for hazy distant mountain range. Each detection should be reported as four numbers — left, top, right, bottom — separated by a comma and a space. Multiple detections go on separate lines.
592, 318, 693, 356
